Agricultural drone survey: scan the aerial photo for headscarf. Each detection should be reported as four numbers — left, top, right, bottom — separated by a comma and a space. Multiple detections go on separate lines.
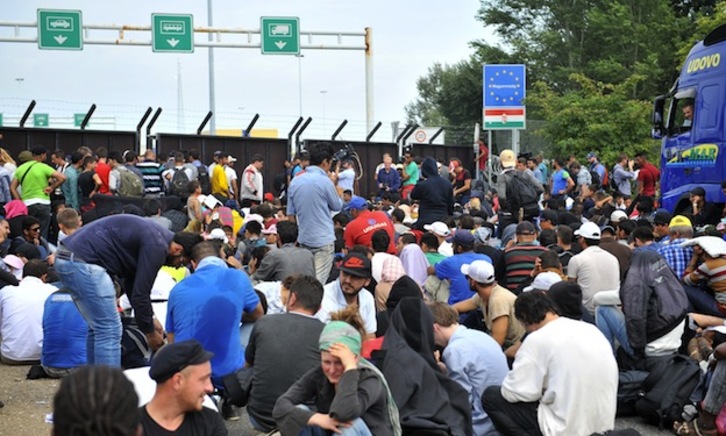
319, 322, 402, 436
386, 276, 423, 311
399, 244, 428, 286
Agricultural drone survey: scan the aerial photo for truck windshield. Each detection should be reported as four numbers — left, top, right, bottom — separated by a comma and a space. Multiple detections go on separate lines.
668, 89, 696, 137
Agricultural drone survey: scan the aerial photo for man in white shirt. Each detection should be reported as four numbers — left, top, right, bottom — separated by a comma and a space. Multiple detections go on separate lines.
315, 253, 376, 337
567, 222, 621, 314
336, 160, 356, 194
482, 291, 618, 436
0, 259, 57, 364
226, 156, 240, 207
240, 154, 264, 208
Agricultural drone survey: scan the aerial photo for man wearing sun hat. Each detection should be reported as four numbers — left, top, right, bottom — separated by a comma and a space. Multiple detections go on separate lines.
568, 221, 621, 315
496, 149, 543, 234
657, 215, 694, 278
141, 339, 227, 434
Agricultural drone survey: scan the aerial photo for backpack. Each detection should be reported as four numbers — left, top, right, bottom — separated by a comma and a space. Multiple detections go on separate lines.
617, 370, 649, 417
589, 168, 602, 189
197, 164, 211, 195
635, 354, 700, 428
170, 168, 191, 198
609, 166, 619, 192
505, 171, 539, 216
117, 168, 144, 198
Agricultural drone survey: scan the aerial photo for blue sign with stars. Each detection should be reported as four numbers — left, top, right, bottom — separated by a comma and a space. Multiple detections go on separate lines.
483, 64, 526, 108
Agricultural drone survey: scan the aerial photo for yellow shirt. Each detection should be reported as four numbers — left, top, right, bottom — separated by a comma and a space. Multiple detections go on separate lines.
211, 165, 229, 197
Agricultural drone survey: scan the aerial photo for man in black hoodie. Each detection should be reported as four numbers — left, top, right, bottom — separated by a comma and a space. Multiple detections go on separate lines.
411, 157, 454, 230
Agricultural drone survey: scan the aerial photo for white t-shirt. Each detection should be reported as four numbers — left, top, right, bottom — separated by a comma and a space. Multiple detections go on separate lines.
438, 241, 454, 257
0, 277, 57, 361
567, 246, 620, 314
316, 279, 376, 335
338, 168, 356, 193
225, 166, 238, 194
371, 252, 398, 283
501, 317, 618, 436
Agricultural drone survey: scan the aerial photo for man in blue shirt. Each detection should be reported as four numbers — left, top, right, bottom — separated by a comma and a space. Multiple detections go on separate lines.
376, 154, 401, 198
287, 142, 343, 285
433, 231, 492, 304
166, 241, 263, 382
431, 302, 508, 436
42, 289, 88, 378
656, 215, 694, 278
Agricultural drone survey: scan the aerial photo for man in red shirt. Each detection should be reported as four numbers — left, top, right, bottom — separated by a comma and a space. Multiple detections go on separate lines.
344, 196, 396, 254
94, 147, 111, 195
635, 151, 660, 199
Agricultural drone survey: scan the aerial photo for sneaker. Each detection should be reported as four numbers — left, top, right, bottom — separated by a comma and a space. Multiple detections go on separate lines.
221, 399, 240, 421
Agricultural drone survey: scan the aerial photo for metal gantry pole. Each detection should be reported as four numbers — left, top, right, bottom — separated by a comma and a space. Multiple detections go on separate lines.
364, 27, 374, 134
207, 0, 216, 135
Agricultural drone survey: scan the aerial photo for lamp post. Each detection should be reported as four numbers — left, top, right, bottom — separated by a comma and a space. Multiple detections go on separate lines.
296, 54, 304, 117
320, 89, 328, 133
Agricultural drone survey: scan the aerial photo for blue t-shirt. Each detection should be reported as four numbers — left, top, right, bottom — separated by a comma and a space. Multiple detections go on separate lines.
551, 169, 571, 195
435, 252, 492, 305
42, 290, 88, 369
166, 257, 260, 379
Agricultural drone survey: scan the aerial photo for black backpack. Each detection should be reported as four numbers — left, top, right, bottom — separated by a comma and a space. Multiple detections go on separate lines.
635, 354, 700, 428
505, 171, 539, 216
169, 168, 191, 198
589, 168, 602, 189
617, 370, 649, 416
609, 166, 620, 192
197, 164, 211, 195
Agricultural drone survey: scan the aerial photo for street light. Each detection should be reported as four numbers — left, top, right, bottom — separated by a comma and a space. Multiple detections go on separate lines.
320, 89, 328, 133
296, 54, 304, 117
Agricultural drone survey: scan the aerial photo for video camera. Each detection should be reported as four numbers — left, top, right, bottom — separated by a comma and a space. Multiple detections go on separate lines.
332, 143, 355, 167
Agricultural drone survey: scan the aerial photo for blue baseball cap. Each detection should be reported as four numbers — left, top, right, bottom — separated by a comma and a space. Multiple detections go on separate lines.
344, 196, 368, 211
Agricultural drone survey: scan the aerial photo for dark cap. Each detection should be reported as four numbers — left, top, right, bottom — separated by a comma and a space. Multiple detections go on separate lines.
540, 210, 559, 224
213, 150, 222, 157
30, 145, 48, 156
337, 253, 372, 278
691, 187, 706, 197
149, 339, 214, 383
654, 209, 673, 225
516, 221, 536, 235
452, 230, 475, 246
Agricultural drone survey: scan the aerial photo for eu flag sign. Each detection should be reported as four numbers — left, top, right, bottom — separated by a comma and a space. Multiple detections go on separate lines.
483, 64, 526, 130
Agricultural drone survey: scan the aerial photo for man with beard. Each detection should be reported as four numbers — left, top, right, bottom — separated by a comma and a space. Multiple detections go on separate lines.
316, 253, 376, 338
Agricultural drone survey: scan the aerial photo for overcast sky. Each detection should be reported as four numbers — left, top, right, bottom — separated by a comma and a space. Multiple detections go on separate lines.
1, 0, 493, 142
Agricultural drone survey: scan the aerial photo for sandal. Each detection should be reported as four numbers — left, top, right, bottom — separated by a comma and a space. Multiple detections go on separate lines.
673, 420, 718, 435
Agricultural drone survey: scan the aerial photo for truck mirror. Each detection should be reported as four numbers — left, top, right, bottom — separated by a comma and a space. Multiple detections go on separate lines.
651, 96, 666, 139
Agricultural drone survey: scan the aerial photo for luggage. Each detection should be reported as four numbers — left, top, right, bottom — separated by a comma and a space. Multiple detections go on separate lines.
635, 354, 700, 428
617, 370, 649, 416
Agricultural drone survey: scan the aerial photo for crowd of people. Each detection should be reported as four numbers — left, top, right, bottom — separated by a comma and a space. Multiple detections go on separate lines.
2, 141, 726, 436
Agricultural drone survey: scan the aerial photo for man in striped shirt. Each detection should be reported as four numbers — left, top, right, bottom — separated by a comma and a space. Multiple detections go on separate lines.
683, 236, 726, 317
503, 222, 546, 294
135, 150, 165, 197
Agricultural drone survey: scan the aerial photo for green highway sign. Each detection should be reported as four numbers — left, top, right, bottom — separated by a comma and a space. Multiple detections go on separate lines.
152, 14, 194, 53
37, 9, 83, 50
74, 113, 85, 127
34, 114, 49, 127
261, 17, 300, 55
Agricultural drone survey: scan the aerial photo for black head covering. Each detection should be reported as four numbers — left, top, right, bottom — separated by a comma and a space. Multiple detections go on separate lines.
420, 157, 438, 179
388, 297, 438, 371
548, 281, 583, 320
386, 276, 422, 311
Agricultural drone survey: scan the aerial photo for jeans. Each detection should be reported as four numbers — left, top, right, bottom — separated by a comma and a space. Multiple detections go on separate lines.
55, 257, 122, 367
481, 385, 542, 436
295, 405, 372, 436
27, 203, 51, 240
303, 243, 335, 285
595, 305, 633, 356
684, 285, 724, 317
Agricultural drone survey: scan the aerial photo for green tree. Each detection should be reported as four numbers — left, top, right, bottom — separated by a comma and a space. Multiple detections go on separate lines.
527, 74, 659, 164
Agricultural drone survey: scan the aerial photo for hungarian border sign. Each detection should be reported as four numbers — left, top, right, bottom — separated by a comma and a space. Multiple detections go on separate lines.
483, 64, 526, 130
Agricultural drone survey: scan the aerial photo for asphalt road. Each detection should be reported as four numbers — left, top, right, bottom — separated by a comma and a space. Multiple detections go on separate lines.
0, 362, 668, 436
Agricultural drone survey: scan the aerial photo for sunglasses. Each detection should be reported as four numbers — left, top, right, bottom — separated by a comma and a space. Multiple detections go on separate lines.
29, 227, 41, 232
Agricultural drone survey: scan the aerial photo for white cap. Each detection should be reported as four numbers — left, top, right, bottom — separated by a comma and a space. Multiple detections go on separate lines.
523, 271, 562, 292
681, 236, 726, 258
208, 228, 228, 244
574, 222, 601, 240
460, 260, 495, 285
610, 210, 628, 223
423, 221, 451, 237
228, 156, 237, 163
